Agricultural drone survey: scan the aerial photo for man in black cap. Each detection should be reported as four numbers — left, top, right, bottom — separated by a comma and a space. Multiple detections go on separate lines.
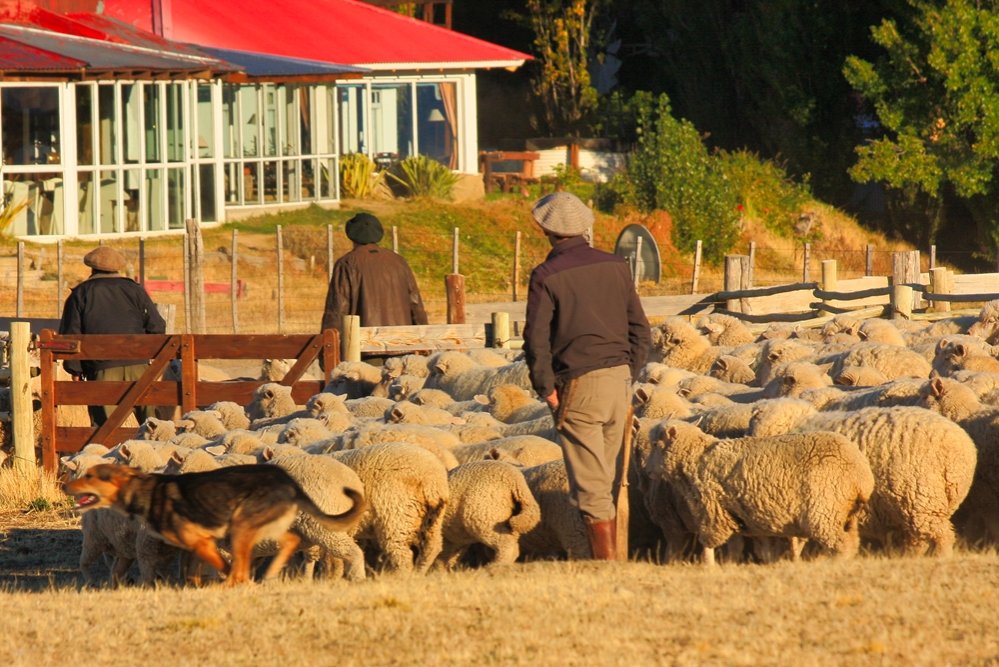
523, 192, 650, 561
321, 212, 428, 337
59, 246, 166, 426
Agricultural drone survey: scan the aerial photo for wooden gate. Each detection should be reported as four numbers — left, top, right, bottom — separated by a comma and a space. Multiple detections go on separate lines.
37, 329, 339, 473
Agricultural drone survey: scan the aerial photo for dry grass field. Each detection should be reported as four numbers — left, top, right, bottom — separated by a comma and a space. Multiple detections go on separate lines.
1, 471, 998, 667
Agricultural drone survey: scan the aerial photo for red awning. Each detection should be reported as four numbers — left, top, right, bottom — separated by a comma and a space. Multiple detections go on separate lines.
0, 34, 83, 71
101, 0, 530, 69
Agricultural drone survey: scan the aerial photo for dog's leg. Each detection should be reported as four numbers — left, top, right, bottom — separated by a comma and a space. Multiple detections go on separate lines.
262, 531, 302, 581
228, 528, 260, 585
188, 538, 230, 582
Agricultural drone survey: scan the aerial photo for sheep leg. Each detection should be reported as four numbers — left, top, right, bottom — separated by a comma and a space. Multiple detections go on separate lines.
487, 537, 521, 566
110, 555, 135, 587
701, 545, 716, 566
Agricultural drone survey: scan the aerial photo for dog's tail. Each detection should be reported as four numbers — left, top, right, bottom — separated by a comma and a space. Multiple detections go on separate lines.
297, 486, 367, 533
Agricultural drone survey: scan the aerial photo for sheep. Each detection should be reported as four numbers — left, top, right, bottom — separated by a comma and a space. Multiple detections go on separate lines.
259, 358, 321, 382
385, 374, 427, 401
709, 354, 756, 385
266, 452, 369, 581
931, 336, 999, 377
948, 370, 999, 404
136, 417, 177, 441
819, 314, 862, 340
382, 354, 431, 380
278, 418, 334, 448
648, 419, 874, 565
484, 384, 548, 424
636, 362, 696, 387
763, 361, 833, 399
833, 365, 889, 387
820, 342, 932, 381
323, 360, 384, 398
518, 459, 591, 560
424, 351, 532, 401
632, 383, 695, 420
408, 388, 485, 415
385, 400, 466, 427
696, 313, 756, 346
452, 435, 563, 467
206, 401, 251, 430
330, 442, 449, 574
857, 319, 907, 347
967, 299, 999, 344
754, 338, 817, 387
918, 377, 999, 546
798, 378, 925, 411
176, 409, 228, 439
652, 317, 727, 375
212, 429, 268, 455
246, 382, 302, 422
749, 403, 977, 557
461, 411, 558, 442
438, 460, 542, 568
344, 396, 396, 419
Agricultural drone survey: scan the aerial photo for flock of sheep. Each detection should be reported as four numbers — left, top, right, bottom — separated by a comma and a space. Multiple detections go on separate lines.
56, 301, 999, 585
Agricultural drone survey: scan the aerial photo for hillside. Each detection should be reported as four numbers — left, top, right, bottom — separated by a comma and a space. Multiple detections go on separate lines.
0, 194, 918, 332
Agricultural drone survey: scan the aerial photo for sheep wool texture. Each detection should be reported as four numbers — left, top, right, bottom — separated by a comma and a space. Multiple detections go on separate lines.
652, 420, 874, 562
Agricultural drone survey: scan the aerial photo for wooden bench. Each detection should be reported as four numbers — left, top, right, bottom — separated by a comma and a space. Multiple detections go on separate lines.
479, 151, 541, 193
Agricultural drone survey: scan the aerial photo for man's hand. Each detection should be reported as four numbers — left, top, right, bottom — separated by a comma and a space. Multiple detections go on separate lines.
545, 389, 559, 411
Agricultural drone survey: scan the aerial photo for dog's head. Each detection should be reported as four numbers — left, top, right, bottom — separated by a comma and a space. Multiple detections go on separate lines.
62, 463, 143, 512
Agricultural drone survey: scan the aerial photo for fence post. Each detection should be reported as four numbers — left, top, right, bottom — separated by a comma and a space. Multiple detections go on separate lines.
183, 232, 191, 333
185, 219, 206, 334
892, 285, 914, 320
512, 230, 522, 302
691, 240, 702, 294
928, 267, 951, 313
892, 250, 922, 314
802, 242, 811, 282
10, 321, 36, 476
139, 237, 146, 286
491, 312, 511, 349
633, 235, 644, 287
929, 244, 936, 270
276, 225, 285, 335
56, 239, 64, 319
342, 314, 361, 362
866, 244, 874, 276
820, 259, 838, 315
452, 227, 460, 274
16, 241, 24, 318
327, 224, 334, 281
748, 240, 756, 285
231, 228, 239, 334
392, 225, 399, 254
446, 274, 466, 324
724, 254, 751, 313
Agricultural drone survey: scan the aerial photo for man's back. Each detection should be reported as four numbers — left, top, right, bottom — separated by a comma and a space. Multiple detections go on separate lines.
322, 244, 428, 330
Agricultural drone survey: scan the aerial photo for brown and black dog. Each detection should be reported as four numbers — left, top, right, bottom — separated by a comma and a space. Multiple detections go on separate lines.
64, 463, 366, 585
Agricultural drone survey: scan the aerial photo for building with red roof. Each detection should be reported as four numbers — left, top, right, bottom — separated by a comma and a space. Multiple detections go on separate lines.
0, 0, 529, 238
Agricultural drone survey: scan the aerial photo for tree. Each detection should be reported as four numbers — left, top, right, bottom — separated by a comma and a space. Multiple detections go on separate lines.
844, 1, 999, 255
525, 0, 603, 136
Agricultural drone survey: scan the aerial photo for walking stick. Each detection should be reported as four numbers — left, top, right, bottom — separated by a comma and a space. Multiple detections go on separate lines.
615, 406, 636, 561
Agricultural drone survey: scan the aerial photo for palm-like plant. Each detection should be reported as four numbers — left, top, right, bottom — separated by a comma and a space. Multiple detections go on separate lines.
386, 155, 459, 199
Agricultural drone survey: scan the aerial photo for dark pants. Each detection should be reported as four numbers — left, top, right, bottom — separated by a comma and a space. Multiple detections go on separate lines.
88, 364, 153, 427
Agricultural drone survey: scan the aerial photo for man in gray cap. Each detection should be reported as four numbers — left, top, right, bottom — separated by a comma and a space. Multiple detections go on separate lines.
523, 192, 650, 560
59, 246, 166, 426
321, 212, 428, 336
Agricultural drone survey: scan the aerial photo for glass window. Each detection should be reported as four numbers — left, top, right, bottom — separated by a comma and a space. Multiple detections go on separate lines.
222, 85, 237, 159
337, 85, 367, 156
263, 85, 278, 157
145, 168, 165, 231
197, 83, 214, 159
167, 167, 184, 229
144, 83, 162, 163
78, 171, 96, 234
239, 86, 259, 157
122, 84, 141, 163
76, 84, 95, 166
166, 83, 184, 163
371, 83, 412, 163
263, 160, 277, 202
417, 82, 458, 169
98, 84, 117, 165
2, 86, 61, 166
98, 169, 121, 233
199, 164, 217, 221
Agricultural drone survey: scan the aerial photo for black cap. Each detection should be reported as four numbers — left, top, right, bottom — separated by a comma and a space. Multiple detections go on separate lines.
345, 212, 384, 245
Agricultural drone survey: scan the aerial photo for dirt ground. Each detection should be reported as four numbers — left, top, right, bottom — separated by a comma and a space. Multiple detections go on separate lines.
0, 510, 82, 590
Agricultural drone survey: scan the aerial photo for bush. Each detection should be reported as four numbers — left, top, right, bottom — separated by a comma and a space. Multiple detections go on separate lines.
716, 150, 813, 238
625, 94, 740, 263
386, 155, 459, 199
339, 153, 383, 199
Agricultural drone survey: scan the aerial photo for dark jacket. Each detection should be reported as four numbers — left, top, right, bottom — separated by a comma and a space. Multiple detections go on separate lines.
321, 243, 428, 331
523, 236, 651, 399
58, 272, 167, 375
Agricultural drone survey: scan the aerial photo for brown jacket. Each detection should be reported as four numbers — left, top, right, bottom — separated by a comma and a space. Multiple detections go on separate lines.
321, 243, 428, 331
523, 236, 650, 399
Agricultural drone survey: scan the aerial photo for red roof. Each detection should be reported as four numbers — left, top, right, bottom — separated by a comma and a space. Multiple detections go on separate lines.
0, 33, 83, 71
100, 0, 530, 68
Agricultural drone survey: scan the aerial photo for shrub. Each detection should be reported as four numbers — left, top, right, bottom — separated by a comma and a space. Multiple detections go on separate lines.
625, 94, 740, 263
386, 155, 459, 199
339, 153, 383, 199
716, 150, 813, 238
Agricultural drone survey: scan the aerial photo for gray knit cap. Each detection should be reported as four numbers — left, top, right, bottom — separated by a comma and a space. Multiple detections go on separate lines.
531, 192, 594, 237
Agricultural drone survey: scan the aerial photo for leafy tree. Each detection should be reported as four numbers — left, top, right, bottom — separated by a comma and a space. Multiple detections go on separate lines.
627, 94, 741, 263
844, 0, 999, 254
524, 0, 604, 136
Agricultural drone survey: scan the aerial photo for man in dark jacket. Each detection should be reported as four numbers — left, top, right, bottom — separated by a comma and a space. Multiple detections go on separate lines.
59, 246, 166, 426
321, 212, 428, 333
523, 192, 651, 561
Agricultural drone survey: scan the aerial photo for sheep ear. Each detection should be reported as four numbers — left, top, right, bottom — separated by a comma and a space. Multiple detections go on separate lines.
449, 416, 467, 425
119, 443, 133, 460
634, 386, 650, 404
60, 456, 77, 471
411, 394, 426, 406
665, 425, 678, 441
170, 450, 186, 464
487, 448, 501, 460
263, 389, 274, 399
834, 373, 853, 386
473, 394, 489, 405
931, 377, 946, 397
390, 407, 404, 422
715, 358, 730, 371
434, 362, 447, 374
691, 415, 704, 428
955, 343, 967, 357
817, 362, 834, 375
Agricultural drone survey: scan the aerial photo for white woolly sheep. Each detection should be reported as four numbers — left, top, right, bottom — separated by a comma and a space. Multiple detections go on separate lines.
967, 299, 999, 344
653, 317, 727, 375
424, 351, 533, 401
696, 313, 756, 346
278, 418, 334, 448
517, 459, 591, 560
931, 336, 999, 377
439, 460, 541, 568
749, 403, 977, 557
176, 409, 228, 439
330, 442, 449, 574
709, 354, 756, 385
754, 338, 818, 387
856, 319, 907, 347
385, 374, 428, 401
206, 401, 251, 430
636, 362, 697, 387
820, 342, 932, 381
833, 365, 889, 387
385, 400, 466, 427
649, 419, 874, 565
246, 382, 303, 422
632, 383, 695, 420
453, 435, 563, 467
484, 384, 548, 424
136, 417, 177, 441
323, 360, 384, 398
